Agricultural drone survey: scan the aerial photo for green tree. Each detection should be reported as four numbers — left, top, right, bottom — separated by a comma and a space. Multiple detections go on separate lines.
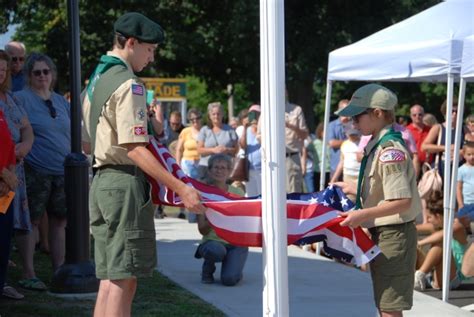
3, 0, 458, 130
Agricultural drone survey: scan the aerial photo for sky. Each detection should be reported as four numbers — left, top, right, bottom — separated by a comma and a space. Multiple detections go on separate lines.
0, 25, 18, 49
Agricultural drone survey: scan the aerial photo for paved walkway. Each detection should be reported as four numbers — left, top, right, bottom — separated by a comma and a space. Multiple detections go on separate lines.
155, 218, 473, 317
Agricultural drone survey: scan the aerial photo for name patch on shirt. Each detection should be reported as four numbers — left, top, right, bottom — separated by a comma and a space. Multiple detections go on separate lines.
133, 126, 147, 136
131, 84, 144, 95
379, 149, 406, 163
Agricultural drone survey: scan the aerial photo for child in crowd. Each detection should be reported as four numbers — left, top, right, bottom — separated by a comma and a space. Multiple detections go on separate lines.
457, 140, 474, 232
335, 84, 421, 317
194, 154, 248, 285
415, 191, 469, 291
465, 114, 474, 142
330, 125, 361, 202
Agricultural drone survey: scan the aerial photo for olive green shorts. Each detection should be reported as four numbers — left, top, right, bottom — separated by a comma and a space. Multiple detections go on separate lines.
369, 221, 417, 312
90, 167, 156, 280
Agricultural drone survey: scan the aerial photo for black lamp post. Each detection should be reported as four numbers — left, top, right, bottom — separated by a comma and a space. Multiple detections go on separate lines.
50, 0, 98, 293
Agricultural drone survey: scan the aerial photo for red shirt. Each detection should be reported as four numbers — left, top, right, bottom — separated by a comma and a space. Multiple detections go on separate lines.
406, 123, 431, 163
0, 110, 15, 170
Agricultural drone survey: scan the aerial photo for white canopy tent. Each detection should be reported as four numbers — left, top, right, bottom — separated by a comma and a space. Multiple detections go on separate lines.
321, 0, 474, 302
446, 34, 474, 301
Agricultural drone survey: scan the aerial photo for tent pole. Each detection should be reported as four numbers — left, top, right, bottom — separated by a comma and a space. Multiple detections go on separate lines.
320, 80, 332, 191
442, 74, 455, 302
260, 1, 289, 315
443, 78, 466, 302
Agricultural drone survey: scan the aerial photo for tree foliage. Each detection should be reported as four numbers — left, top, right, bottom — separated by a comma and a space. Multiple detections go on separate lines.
3, 0, 469, 128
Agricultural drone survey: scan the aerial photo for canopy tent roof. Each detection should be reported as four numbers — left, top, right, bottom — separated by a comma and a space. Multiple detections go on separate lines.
461, 35, 474, 80
328, 0, 474, 82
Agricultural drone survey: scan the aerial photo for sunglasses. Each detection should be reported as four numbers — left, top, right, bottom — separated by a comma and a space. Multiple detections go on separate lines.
11, 56, 25, 63
189, 116, 201, 122
32, 69, 50, 77
44, 99, 57, 118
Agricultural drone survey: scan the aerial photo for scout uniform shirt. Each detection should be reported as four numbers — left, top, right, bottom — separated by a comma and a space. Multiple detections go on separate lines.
82, 52, 149, 167
360, 125, 421, 228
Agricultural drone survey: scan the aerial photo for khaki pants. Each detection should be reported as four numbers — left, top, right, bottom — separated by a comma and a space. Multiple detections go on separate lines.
286, 153, 303, 193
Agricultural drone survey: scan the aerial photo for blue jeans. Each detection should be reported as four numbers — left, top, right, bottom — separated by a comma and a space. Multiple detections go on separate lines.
196, 240, 248, 286
304, 171, 314, 193
180, 159, 200, 179
180, 159, 199, 222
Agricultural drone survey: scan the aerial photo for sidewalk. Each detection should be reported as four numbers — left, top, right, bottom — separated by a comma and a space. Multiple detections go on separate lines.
155, 218, 473, 317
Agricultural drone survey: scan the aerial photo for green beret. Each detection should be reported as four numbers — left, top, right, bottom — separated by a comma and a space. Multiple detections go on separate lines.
114, 12, 165, 44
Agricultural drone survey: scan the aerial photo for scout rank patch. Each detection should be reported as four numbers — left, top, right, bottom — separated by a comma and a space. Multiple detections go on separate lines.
379, 148, 406, 163
131, 84, 144, 95
133, 125, 147, 136
137, 109, 146, 120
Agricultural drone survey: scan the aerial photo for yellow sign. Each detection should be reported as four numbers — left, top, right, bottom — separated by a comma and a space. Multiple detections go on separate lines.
141, 78, 187, 99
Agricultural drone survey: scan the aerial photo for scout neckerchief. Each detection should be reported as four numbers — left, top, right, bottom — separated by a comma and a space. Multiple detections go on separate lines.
86, 55, 127, 101
87, 55, 136, 162
355, 127, 405, 210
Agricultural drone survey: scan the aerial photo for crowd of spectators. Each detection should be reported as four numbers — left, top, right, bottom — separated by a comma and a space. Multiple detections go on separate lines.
1, 37, 473, 298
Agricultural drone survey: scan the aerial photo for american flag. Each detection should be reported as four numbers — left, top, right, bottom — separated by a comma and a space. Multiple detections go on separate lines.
146, 139, 380, 266
131, 84, 144, 95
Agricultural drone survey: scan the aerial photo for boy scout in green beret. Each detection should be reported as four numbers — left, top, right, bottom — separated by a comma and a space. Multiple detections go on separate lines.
335, 84, 421, 317
82, 12, 205, 317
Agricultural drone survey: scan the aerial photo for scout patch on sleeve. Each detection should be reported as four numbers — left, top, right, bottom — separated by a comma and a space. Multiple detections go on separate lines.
379, 148, 406, 163
136, 109, 146, 121
131, 84, 144, 95
133, 125, 147, 136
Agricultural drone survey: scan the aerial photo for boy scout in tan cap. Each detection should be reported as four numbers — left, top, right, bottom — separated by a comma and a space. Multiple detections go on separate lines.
335, 84, 421, 317
82, 12, 205, 317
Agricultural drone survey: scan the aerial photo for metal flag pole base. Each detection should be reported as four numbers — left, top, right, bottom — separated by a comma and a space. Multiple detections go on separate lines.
51, 153, 99, 293
51, 261, 98, 294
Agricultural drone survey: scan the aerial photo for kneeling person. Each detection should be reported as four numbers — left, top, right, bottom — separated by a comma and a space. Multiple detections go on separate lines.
195, 154, 248, 285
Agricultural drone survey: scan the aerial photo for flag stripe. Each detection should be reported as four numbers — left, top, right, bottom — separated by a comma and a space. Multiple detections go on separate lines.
146, 138, 380, 266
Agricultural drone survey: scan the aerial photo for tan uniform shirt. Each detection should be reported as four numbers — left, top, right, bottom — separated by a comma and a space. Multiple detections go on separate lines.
361, 125, 421, 228
285, 102, 308, 153
82, 52, 149, 167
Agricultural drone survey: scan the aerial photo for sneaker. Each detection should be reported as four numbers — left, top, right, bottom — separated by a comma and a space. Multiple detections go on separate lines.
201, 273, 214, 284
414, 270, 427, 291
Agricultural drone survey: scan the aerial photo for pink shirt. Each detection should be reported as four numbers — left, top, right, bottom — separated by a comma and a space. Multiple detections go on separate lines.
358, 123, 417, 155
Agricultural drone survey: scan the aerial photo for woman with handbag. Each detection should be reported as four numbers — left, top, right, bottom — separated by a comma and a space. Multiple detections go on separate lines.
239, 105, 261, 197
197, 102, 238, 180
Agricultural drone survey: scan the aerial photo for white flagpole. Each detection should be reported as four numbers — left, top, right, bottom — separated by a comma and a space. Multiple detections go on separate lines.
260, 0, 289, 316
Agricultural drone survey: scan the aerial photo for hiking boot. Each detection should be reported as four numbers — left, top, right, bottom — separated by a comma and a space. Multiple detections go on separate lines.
414, 270, 427, 291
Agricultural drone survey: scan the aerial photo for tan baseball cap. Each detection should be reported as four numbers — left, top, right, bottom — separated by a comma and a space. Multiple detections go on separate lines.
336, 84, 397, 117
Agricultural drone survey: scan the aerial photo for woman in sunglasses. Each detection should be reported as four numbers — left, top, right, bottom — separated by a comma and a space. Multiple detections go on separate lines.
13, 53, 70, 291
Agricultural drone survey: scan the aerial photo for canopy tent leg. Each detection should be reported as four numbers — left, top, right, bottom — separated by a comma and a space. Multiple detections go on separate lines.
442, 74, 455, 302
320, 80, 333, 191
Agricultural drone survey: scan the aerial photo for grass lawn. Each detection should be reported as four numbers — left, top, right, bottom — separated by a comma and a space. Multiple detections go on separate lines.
0, 243, 224, 316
